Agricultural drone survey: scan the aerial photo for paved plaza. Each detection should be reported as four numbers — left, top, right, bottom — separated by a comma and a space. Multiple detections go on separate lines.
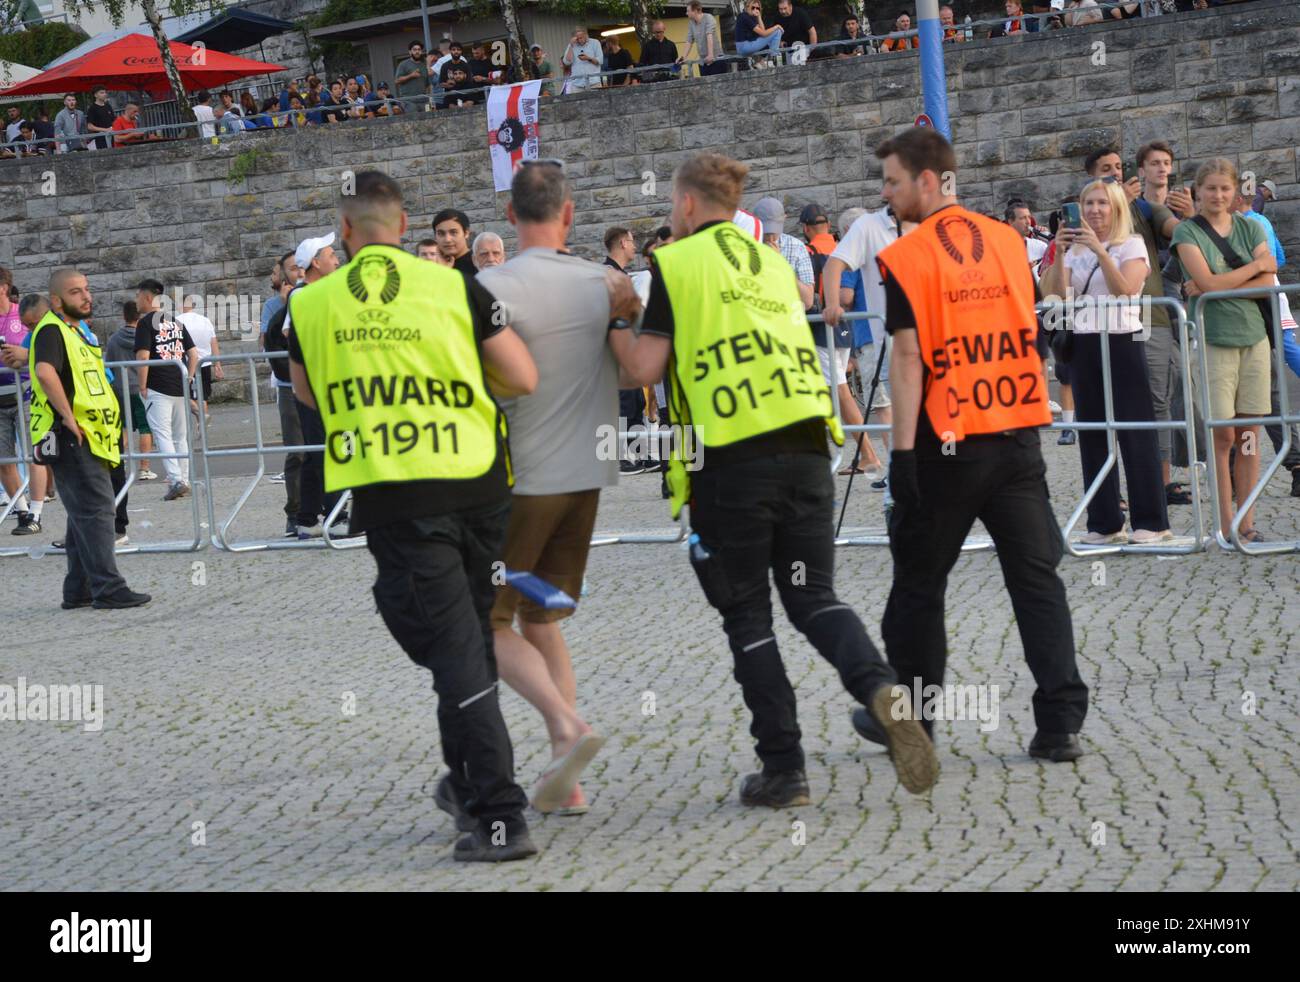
2, 399, 1297, 891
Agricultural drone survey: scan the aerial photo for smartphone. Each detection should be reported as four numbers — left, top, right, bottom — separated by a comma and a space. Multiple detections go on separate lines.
1062, 202, 1082, 229
1122, 161, 1138, 184
1168, 170, 1180, 191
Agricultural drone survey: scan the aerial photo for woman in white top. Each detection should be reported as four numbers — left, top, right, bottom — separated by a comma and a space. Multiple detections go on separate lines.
1039, 178, 1171, 544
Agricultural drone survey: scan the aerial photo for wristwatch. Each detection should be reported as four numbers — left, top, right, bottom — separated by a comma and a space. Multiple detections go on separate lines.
608, 317, 632, 332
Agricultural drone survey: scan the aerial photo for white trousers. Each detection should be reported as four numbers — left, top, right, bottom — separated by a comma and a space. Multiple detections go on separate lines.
144, 391, 190, 485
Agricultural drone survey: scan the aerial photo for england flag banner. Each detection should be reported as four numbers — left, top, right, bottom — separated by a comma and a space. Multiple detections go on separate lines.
487, 79, 543, 192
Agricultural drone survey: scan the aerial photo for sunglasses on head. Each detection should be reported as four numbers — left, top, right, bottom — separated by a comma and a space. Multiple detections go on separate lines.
520, 158, 565, 171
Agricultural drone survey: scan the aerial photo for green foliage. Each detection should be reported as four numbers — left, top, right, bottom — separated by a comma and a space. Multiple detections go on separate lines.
227, 146, 273, 186
313, 0, 425, 29
0, 21, 88, 70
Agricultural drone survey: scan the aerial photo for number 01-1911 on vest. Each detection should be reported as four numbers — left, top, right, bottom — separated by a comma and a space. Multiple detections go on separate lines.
289, 244, 507, 494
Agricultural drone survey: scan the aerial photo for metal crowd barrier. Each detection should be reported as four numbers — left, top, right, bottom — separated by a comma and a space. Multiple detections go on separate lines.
194, 350, 365, 552
2, 357, 203, 558
1045, 297, 1209, 557
1193, 282, 1300, 555
818, 301, 1223, 556
12, 287, 1297, 562
0, 378, 33, 554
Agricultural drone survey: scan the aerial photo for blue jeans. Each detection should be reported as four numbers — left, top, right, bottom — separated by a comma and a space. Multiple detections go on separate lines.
736, 27, 783, 58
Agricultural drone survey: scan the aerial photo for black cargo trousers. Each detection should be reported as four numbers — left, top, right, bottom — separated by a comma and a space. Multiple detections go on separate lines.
882, 427, 1089, 739
688, 452, 897, 773
366, 500, 530, 833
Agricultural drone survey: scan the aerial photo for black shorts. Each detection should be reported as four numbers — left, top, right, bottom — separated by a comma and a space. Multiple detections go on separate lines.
1054, 359, 1071, 386
192, 364, 213, 401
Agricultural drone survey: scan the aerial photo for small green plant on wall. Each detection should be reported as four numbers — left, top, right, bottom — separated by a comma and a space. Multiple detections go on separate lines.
227, 147, 274, 187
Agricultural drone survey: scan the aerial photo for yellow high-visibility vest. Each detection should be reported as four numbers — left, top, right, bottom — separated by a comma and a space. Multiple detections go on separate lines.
28, 312, 121, 466
654, 222, 842, 517
289, 244, 507, 493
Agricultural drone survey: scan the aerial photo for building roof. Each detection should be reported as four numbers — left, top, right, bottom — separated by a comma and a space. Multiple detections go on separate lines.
173, 9, 296, 52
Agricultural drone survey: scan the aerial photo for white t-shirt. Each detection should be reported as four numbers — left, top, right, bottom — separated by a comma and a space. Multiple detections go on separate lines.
176, 310, 217, 359
733, 209, 762, 240
192, 104, 216, 139
829, 207, 901, 344
1063, 235, 1149, 334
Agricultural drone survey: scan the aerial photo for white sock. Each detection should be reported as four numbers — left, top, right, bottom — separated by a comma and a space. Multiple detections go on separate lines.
1062, 410, 1075, 424
29, 500, 42, 519
14, 493, 29, 513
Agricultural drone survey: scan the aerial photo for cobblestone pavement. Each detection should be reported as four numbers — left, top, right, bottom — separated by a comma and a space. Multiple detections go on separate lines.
2, 401, 1297, 892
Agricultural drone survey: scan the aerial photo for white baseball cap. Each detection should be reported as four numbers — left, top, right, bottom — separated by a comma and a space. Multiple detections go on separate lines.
295, 232, 336, 271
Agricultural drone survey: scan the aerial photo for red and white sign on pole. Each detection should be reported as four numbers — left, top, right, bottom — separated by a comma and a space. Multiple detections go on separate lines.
487, 79, 543, 192
915, 113, 933, 128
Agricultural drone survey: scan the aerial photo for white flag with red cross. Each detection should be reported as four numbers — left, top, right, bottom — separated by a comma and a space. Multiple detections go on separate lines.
487, 79, 543, 192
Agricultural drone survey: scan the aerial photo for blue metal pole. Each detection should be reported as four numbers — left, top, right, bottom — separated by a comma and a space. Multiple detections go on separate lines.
915, 0, 951, 139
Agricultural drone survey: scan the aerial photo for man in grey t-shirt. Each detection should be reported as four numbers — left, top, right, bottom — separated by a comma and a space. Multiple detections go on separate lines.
476, 160, 642, 816
681, 1, 726, 76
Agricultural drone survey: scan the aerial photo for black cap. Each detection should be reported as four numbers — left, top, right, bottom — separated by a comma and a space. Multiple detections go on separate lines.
799, 203, 828, 225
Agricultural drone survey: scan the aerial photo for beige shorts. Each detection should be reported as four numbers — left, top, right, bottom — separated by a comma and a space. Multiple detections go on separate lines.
490, 490, 600, 629
851, 343, 892, 408
1203, 338, 1271, 422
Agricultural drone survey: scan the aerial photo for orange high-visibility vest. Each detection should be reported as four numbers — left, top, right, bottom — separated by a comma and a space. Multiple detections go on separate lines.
876, 206, 1050, 442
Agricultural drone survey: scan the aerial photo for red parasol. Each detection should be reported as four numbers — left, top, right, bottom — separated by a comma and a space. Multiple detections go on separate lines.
0, 33, 283, 97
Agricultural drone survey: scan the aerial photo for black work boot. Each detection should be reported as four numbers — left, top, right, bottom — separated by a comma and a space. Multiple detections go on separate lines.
454, 821, 539, 863
434, 774, 476, 832
738, 769, 811, 808
1028, 731, 1085, 762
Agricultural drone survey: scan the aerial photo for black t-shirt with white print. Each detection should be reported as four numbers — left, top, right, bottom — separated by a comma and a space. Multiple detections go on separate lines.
133, 310, 195, 397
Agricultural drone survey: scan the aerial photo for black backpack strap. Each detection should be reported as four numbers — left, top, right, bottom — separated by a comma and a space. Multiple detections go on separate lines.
1190, 214, 1249, 270
1189, 215, 1277, 348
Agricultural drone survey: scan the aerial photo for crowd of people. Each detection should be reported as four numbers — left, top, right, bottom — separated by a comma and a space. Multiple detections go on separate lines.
259, 139, 1099, 860
1, 266, 223, 544
4, 121, 1295, 860
4, 136, 1295, 551
1011, 146, 1297, 543
0, 0, 1248, 154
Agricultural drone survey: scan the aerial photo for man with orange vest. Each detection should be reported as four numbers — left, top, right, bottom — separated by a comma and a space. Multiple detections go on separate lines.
860, 128, 1088, 763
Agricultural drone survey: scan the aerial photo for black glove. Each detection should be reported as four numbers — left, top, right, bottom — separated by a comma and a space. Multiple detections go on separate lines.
889, 449, 920, 507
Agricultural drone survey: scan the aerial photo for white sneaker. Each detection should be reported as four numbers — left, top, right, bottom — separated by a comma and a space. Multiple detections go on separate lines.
297, 524, 323, 539
137, 469, 158, 482
1130, 529, 1173, 544
268, 472, 286, 484
1048, 400, 1063, 414
1081, 530, 1127, 545
115, 533, 130, 547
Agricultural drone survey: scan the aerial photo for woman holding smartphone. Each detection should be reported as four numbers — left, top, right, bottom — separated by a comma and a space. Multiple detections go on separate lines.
1170, 159, 1278, 543
1040, 180, 1171, 545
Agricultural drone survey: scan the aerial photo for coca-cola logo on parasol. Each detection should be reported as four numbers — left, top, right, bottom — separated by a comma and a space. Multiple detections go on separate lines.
122, 55, 201, 66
